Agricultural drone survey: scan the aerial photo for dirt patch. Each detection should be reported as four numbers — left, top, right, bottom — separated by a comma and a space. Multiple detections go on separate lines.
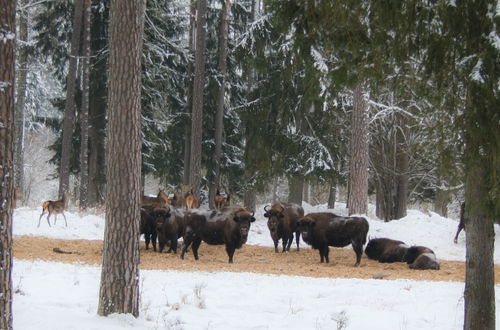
13, 235, 500, 282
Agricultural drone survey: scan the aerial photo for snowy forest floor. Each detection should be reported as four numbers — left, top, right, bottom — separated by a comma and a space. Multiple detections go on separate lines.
13, 235, 500, 283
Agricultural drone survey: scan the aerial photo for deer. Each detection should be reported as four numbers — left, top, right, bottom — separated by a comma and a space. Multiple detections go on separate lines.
38, 192, 69, 228
183, 188, 199, 210
214, 189, 230, 210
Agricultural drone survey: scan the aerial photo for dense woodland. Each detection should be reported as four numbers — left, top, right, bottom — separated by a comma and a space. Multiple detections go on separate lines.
1, 0, 499, 329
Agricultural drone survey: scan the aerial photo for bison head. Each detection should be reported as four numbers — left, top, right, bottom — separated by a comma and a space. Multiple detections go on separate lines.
264, 205, 285, 234
233, 210, 256, 243
297, 216, 315, 241
152, 206, 171, 231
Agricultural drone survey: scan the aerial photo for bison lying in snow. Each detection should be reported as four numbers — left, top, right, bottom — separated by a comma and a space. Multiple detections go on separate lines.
364, 238, 409, 263
297, 212, 369, 266
140, 207, 162, 251
264, 202, 304, 253
180, 207, 256, 263
153, 207, 186, 253
406, 246, 440, 270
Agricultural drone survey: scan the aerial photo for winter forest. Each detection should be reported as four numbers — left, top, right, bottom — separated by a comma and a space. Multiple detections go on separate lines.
1, 0, 499, 330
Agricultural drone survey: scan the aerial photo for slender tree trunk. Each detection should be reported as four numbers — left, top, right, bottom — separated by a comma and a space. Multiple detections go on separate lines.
183, 0, 196, 186
213, 0, 231, 192
303, 181, 310, 203
395, 114, 408, 219
97, 0, 145, 317
188, 0, 208, 199
59, 0, 84, 198
463, 142, 495, 330
272, 176, 279, 203
288, 176, 304, 205
434, 187, 450, 217
0, 1, 16, 328
348, 84, 369, 215
327, 180, 336, 209
79, 0, 91, 210
14, 0, 28, 204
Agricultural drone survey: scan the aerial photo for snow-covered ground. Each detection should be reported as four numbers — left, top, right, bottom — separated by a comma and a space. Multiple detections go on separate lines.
11, 203, 500, 329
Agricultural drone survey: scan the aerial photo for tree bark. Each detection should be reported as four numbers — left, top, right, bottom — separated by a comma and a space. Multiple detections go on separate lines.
327, 180, 336, 209
463, 142, 495, 330
14, 0, 28, 204
0, 1, 16, 328
79, 0, 91, 210
434, 187, 450, 217
288, 175, 304, 205
59, 0, 84, 198
348, 84, 369, 215
213, 0, 231, 193
97, 0, 145, 317
188, 0, 208, 199
183, 0, 196, 186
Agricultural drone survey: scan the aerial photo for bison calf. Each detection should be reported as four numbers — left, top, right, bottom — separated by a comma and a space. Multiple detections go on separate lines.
406, 246, 440, 270
181, 207, 255, 263
298, 212, 369, 266
264, 202, 304, 253
364, 238, 409, 263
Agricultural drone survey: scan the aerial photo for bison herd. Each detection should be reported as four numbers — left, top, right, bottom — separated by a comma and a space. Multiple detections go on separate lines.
139, 191, 440, 270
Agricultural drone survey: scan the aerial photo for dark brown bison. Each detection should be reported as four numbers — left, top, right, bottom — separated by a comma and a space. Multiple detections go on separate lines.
298, 212, 369, 266
364, 238, 409, 263
214, 189, 230, 210
180, 207, 256, 263
406, 246, 440, 270
140, 207, 162, 251
453, 202, 466, 244
264, 202, 304, 253
154, 207, 186, 253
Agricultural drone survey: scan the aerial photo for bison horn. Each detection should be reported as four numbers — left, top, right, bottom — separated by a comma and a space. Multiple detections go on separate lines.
264, 205, 271, 212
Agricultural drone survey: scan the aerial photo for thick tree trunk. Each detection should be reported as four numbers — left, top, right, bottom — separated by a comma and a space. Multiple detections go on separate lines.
464, 149, 495, 330
348, 85, 369, 215
97, 0, 145, 317
189, 0, 208, 199
183, 0, 196, 186
14, 0, 28, 204
213, 0, 231, 193
59, 0, 84, 198
0, 1, 16, 328
79, 0, 91, 210
288, 176, 304, 205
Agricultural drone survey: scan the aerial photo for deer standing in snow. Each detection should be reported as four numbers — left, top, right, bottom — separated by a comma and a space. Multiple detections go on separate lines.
38, 192, 69, 228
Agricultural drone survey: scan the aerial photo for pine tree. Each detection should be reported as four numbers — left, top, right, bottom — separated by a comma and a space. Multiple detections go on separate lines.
0, 0, 16, 328
97, 0, 145, 317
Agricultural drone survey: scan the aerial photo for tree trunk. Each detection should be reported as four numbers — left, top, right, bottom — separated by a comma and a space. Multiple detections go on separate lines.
79, 0, 91, 210
303, 181, 310, 204
348, 84, 369, 215
188, 0, 208, 199
243, 186, 256, 213
463, 145, 495, 330
272, 176, 279, 203
14, 0, 28, 205
0, 1, 16, 328
97, 0, 145, 317
434, 187, 450, 217
213, 0, 231, 193
288, 175, 304, 205
394, 114, 408, 219
59, 0, 84, 198
183, 0, 196, 186
327, 180, 336, 209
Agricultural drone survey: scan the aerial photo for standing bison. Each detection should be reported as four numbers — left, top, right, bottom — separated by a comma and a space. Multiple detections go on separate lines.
264, 202, 304, 253
180, 207, 256, 263
298, 212, 369, 266
364, 238, 409, 263
154, 207, 186, 253
140, 207, 162, 251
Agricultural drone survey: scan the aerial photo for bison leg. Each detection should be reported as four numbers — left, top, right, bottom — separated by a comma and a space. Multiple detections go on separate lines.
170, 234, 178, 254
295, 231, 300, 251
318, 246, 329, 263
159, 240, 166, 253
180, 233, 194, 260
281, 238, 287, 253
226, 245, 236, 264
191, 237, 202, 260
273, 239, 279, 253
352, 241, 363, 267
144, 234, 151, 250
454, 224, 464, 244
285, 234, 293, 252
152, 231, 157, 252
